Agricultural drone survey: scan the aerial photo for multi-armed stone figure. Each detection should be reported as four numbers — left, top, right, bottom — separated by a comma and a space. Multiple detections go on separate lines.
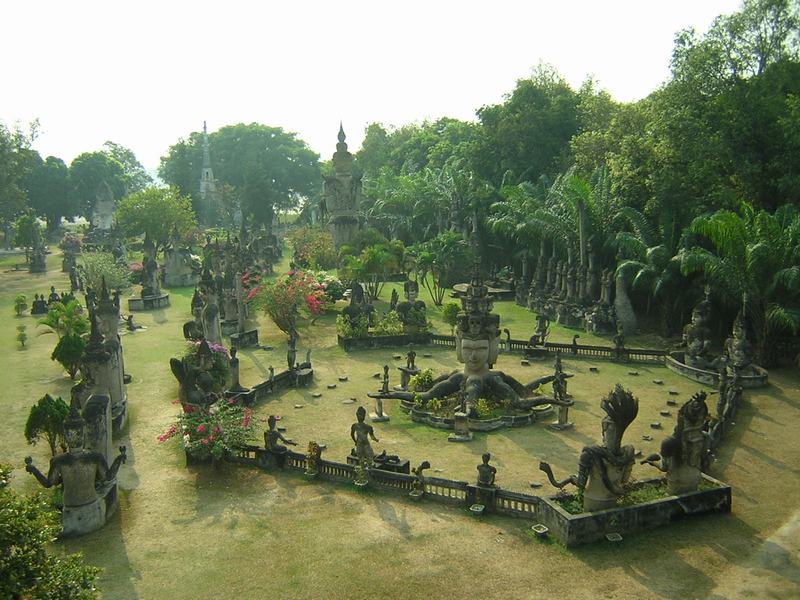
642, 391, 712, 494
26, 406, 126, 537
540, 385, 639, 511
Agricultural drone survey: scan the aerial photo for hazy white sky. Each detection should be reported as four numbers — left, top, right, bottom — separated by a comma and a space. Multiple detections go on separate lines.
2, 0, 742, 170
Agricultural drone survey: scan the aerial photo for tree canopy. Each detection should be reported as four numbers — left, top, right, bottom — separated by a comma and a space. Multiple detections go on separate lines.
114, 187, 197, 248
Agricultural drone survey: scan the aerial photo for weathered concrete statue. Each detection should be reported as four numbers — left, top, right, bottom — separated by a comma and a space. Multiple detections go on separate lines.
265, 415, 297, 455
25, 406, 126, 537
642, 391, 711, 494
350, 406, 379, 468
369, 261, 566, 416
540, 384, 638, 511
395, 280, 427, 332
682, 290, 714, 369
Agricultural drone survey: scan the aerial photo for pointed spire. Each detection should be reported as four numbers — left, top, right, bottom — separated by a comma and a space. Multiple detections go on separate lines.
96, 275, 116, 314
203, 120, 207, 135
338, 122, 346, 144
202, 121, 212, 170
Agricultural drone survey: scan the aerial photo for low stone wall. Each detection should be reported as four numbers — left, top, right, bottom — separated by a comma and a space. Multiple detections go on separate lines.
536, 475, 731, 546
665, 351, 769, 388
337, 333, 433, 351
128, 294, 170, 311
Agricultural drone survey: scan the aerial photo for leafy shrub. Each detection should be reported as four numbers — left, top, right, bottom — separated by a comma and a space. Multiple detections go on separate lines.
79, 252, 132, 291
182, 341, 230, 390
409, 368, 434, 392
255, 271, 325, 335
441, 302, 460, 333
159, 399, 256, 461
474, 398, 494, 419
24, 394, 69, 456
51, 333, 85, 380
373, 311, 404, 336
336, 314, 369, 338
16, 324, 27, 348
286, 227, 337, 269
0, 464, 101, 598
58, 233, 82, 254
14, 294, 28, 316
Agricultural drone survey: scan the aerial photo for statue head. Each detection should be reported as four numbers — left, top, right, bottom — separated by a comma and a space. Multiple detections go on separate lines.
267, 415, 277, 429
481, 452, 491, 465
403, 280, 419, 302
63, 406, 86, 452
600, 385, 638, 453
677, 391, 709, 433
356, 406, 366, 423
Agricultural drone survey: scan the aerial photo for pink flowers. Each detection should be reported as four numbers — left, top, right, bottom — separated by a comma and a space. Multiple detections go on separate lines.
196, 424, 205, 433
157, 424, 177, 443
241, 408, 252, 428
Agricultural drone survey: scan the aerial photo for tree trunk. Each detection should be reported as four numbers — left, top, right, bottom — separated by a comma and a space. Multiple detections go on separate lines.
614, 272, 637, 336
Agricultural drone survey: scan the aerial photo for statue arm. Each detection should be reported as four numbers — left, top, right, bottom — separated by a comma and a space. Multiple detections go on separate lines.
278, 432, 298, 446
350, 424, 357, 445
24, 456, 59, 489
368, 426, 379, 443
538, 461, 578, 490
107, 446, 127, 481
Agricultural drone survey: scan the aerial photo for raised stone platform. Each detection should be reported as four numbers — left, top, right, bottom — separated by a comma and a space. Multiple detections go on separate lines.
399, 400, 553, 431
128, 294, 170, 311
230, 329, 259, 349
665, 351, 768, 388
537, 474, 731, 547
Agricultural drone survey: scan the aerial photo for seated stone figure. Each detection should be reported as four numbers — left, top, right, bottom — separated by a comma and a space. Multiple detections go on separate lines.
25, 407, 126, 537
369, 268, 566, 416
682, 292, 714, 369
264, 415, 297, 464
341, 282, 375, 331
395, 280, 427, 332
642, 391, 711, 494
540, 385, 638, 511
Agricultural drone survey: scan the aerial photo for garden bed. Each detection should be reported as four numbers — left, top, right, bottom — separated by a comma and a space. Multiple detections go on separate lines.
536, 474, 731, 546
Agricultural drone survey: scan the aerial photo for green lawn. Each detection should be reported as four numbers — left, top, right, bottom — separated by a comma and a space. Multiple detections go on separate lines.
2, 250, 799, 599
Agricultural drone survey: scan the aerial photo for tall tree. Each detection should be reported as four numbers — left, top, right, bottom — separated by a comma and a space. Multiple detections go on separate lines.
115, 187, 197, 251
0, 121, 37, 244
681, 203, 800, 366
25, 156, 73, 232
159, 123, 320, 229
102, 141, 152, 193
69, 151, 126, 217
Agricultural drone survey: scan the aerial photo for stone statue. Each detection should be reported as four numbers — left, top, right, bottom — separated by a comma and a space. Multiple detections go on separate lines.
724, 303, 754, 371
369, 261, 567, 416
25, 407, 126, 536
324, 125, 362, 249
476, 452, 497, 487
600, 268, 613, 305
198, 269, 222, 344
228, 347, 247, 393
287, 329, 297, 371
341, 282, 375, 330
642, 391, 711, 494
682, 290, 714, 369
264, 415, 297, 455
389, 288, 399, 311
395, 280, 427, 332
410, 460, 431, 496
406, 349, 417, 370
140, 233, 160, 298
350, 406, 379, 468
540, 385, 639, 511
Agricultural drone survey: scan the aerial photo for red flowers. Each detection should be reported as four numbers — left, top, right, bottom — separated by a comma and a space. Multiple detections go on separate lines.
196, 424, 205, 433
157, 424, 177, 443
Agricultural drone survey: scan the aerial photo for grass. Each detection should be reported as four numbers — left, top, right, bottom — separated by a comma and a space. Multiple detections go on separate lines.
2, 249, 800, 599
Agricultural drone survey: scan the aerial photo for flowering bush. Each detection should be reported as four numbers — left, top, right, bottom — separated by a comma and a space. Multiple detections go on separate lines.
255, 270, 326, 335
59, 233, 82, 254
158, 398, 256, 461
182, 340, 230, 390
307, 270, 345, 303
241, 270, 263, 303
286, 227, 337, 269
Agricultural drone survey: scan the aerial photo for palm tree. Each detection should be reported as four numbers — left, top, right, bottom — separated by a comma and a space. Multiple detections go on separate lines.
614, 205, 693, 335
680, 203, 800, 366
37, 299, 89, 339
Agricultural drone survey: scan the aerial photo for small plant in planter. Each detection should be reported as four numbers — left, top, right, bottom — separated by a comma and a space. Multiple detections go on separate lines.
373, 311, 403, 336
408, 369, 434, 392
336, 314, 369, 338
353, 464, 369, 487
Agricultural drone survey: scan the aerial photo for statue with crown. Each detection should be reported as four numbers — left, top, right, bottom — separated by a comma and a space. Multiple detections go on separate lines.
369, 237, 570, 424
25, 405, 126, 536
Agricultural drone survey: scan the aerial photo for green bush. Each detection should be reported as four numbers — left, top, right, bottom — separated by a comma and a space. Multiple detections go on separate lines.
79, 252, 131, 292
474, 398, 494, 419
16, 324, 27, 348
24, 394, 69, 456
408, 368, 434, 392
0, 464, 101, 598
14, 294, 27, 316
336, 314, 369, 338
373, 311, 403, 336
441, 302, 459, 334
